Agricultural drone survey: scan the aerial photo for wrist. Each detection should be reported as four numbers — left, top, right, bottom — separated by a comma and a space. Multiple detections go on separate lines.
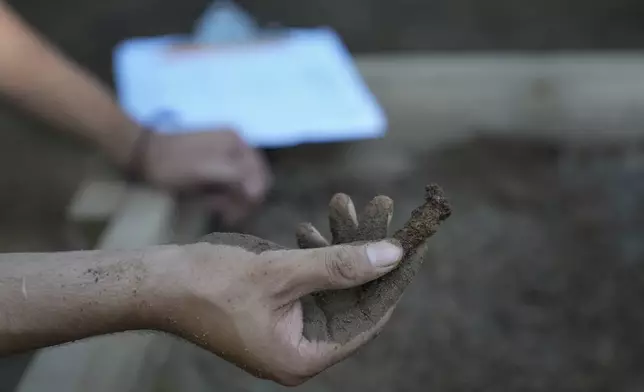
139, 245, 193, 331
97, 121, 145, 171
147, 242, 236, 340
122, 126, 153, 182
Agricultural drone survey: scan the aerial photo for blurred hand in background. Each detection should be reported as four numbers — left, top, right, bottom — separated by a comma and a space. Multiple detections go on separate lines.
0, 1, 271, 225
143, 130, 271, 224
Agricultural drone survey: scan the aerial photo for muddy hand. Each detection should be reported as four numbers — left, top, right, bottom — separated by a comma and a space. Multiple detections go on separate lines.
297, 194, 393, 249
295, 184, 451, 343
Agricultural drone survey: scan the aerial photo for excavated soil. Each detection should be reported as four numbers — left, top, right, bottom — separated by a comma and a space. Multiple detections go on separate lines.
148, 135, 644, 391
3, 134, 644, 391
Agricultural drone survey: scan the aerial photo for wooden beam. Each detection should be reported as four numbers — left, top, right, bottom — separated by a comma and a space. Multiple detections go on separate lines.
66, 180, 127, 223
95, 186, 175, 249
356, 53, 644, 144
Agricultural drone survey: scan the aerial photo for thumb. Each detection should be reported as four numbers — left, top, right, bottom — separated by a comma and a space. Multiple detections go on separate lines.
284, 240, 403, 296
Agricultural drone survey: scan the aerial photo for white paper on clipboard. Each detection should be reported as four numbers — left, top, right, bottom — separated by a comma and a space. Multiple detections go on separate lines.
112, 28, 387, 148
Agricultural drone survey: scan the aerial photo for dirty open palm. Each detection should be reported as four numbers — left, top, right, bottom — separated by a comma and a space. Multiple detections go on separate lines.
204, 185, 451, 356
294, 184, 452, 343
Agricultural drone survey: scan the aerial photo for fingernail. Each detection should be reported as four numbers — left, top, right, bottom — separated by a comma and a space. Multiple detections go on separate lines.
367, 241, 402, 268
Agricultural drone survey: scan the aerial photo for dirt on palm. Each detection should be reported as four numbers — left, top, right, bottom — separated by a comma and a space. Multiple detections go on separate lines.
203, 184, 452, 344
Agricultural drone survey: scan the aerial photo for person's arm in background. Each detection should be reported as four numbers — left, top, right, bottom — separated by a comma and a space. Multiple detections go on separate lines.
0, 240, 403, 386
0, 1, 138, 167
0, 1, 270, 224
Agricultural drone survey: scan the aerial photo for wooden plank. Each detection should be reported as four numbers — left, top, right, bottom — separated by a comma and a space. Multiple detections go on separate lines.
63, 180, 128, 250
95, 187, 175, 249
356, 53, 644, 144
66, 180, 127, 223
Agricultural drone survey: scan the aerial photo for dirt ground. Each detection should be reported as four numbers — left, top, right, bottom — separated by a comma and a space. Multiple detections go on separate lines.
92, 135, 643, 392
2, 121, 644, 391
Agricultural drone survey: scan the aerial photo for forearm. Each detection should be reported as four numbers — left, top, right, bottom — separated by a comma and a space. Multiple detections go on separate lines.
0, 1, 141, 167
0, 247, 179, 355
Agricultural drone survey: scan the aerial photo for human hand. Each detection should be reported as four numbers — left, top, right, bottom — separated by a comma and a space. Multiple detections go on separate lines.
147, 186, 449, 385
141, 130, 271, 224
156, 240, 403, 386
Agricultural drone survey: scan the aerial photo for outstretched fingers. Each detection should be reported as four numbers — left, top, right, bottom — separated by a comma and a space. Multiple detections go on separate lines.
328, 194, 359, 244
296, 223, 330, 249
356, 196, 393, 242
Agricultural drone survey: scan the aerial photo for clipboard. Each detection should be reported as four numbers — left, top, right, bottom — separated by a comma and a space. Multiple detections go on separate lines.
112, 28, 387, 148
